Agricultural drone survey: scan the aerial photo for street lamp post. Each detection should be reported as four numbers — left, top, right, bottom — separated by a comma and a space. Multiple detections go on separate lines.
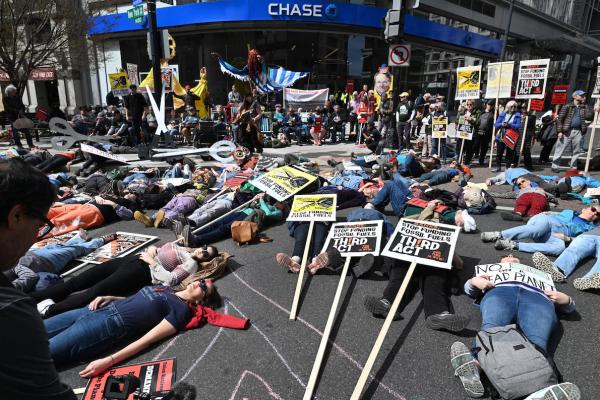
147, 0, 162, 101
500, 0, 515, 61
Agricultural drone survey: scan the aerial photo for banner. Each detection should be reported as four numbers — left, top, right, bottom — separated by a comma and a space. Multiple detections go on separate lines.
485, 61, 514, 99
80, 143, 129, 164
592, 57, 600, 99
77, 232, 158, 264
161, 67, 173, 92
456, 123, 474, 140
381, 219, 461, 269
283, 88, 329, 110
456, 66, 481, 100
516, 59, 550, 99
126, 63, 139, 86
322, 221, 383, 257
250, 166, 317, 201
373, 65, 394, 109
551, 85, 569, 105
83, 358, 176, 400
529, 98, 545, 112
108, 71, 131, 96
475, 263, 555, 292
287, 194, 337, 222
432, 117, 448, 139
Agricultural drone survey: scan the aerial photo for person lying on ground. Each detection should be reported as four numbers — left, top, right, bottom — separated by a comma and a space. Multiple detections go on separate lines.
46, 277, 247, 377
403, 198, 477, 232
33, 243, 220, 318
455, 184, 496, 215
486, 166, 558, 196
315, 185, 366, 209
36, 149, 85, 174
500, 177, 550, 221
531, 224, 600, 291
364, 172, 412, 216
480, 206, 599, 255
276, 221, 334, 275
414, 160, 471, 186
46, 194, 140, 237
5, 229, 115, 293
451, 255, 578, 399
540, 167, 600, 199
134, 191, 200, 229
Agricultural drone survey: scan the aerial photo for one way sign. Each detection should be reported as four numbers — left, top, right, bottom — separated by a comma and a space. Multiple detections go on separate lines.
388, 44, 411, 67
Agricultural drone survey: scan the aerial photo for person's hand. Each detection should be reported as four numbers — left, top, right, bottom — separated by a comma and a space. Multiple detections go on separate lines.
79, 356, 114, 378
470, 275, 495, 291
558, 132, 564, 140
94, 196, 104, 204
428, 199, 441, 207
146, 246, 158, 258
88, 296, 113, 311
544, 290, 571, 305
139, 251, 155, 266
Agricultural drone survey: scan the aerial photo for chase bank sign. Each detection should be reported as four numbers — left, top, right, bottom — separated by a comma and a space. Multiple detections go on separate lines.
267, 2, 338, 19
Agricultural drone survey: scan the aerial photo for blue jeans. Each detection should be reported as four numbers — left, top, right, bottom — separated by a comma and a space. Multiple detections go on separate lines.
45, 303, 126, 366
33, 235, 104, 274
123, 173, 148, 185
415, 170, 450, 186
163, 163, 190, 179
501, 214, 567, 256
48, 172, 70, 187
480, 285, 556, 351
555, 234, 600, 278
371, 174, 410, 216
194, 211, 246, 244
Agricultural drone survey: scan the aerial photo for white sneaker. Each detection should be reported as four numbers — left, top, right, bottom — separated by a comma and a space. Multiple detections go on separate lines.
37, 299, 55, 316
524, 382, 581, 400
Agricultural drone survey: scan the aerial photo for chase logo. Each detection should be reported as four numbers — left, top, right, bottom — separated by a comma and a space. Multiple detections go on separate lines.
324, 3, 337, 19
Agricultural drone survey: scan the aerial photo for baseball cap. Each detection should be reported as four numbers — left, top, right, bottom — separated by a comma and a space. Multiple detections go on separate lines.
573, 90, 586, 96
399, 92, 409, 97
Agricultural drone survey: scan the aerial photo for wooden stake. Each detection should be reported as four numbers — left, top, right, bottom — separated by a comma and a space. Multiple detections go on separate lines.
585, 99, 600, 174
303, 257, 352, 400
290, 220, 315, 320
516, 99, 531, 167
350, 261, 418, 399
458, 139, 465, 164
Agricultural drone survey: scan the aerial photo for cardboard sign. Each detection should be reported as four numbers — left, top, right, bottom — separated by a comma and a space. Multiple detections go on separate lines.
322, 221, 383, 257
593, 57, 600, 99
362, 154, 379, 163
551, 85, 569, 105
516, 59, 550, 99
381, 219, 460, 269
126, 63, 139, 86
584, 187, 600, 197
82, 358, 176, 400
456, 123, 474, 140
81, 143, 129, 164
224, 172, 254, 188
485, 62, 514, 99
77, 232, 158, 264
343, 161, 363, 171
432, 117, 448, 139
456, 66, 481, 100
108, 71, 130, 97
529, 98, 545, 112
475, 263, 555, 292
287, 194, 337, 222
250, 166, 317, 201
31, 232, 77, 249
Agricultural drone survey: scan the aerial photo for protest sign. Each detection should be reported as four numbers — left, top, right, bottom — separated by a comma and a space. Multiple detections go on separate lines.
288, 194, 337, 222
126, 63, 138, 86
224, 172, 254, 188
516, 59, 550, 99
456, 66, 481, 100
584, 187, 600, 198
80, 143, 129, 164
77, 232, 157, 264
363, 154, 379, 163
456, 123, 474, 140
381, 219, 461, 269
343, 161, 363, 171
83, 358, 176, 400
161, 67, 173, 92
529, 98, 545, 111
551, 85, 569, 105
108, 71, 130, 96
31, 232, 77, 249
475, 262, 555, 292
593, 57, 600, 99
250, 166, 317, 201
485, 61, 514, 99
432, 117, 448, 139
284, 88, 329, 110
322, 221, 383, 257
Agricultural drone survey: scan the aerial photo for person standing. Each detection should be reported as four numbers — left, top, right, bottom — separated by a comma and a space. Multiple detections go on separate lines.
471, 100, 494, 166
493, 100, 521, 172
539, 110, 558, 164
552, 90, 595, 171
456, 99, 481, 165
396, 92, 414, 149
378, 92, 394, 143
3, 85, 33, 148
123, 84, 148, 146
0, 158, 76, 400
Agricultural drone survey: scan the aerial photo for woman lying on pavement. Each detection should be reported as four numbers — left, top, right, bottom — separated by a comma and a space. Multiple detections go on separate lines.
450, 255, 579, 399
499, 177, 550, 222
47, 277, 248, 377
5, 229, 115, 293
480, 206, 599, 255
33, 243, 219, 318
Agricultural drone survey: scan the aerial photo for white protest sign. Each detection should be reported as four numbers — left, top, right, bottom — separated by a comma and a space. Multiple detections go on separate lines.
322, 220, 383, 257
363, 154, 379, 163
485, 61, 514, 99
381, 219, 461, 269
287, 194, 337, 222
80, 143, 129, 164
592, 57, 600, 99
284, 88, 329, 110
516, 59, 550, 99
343, 161, 363, 171
475, 262, 555, 292
456, 123, 474, 140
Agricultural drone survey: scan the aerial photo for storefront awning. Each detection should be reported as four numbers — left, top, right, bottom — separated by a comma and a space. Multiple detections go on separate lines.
0, 67, 56, 82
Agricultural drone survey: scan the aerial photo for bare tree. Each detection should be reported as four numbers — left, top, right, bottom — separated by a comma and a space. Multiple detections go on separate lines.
0, 0, 97, 96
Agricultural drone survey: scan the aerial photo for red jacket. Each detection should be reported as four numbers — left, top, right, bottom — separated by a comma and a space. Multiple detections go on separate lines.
184, 305, 250, 331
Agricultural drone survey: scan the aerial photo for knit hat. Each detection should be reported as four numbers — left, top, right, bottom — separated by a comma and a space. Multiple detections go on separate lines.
463, 186, 484, 207
461, 210, 477, 233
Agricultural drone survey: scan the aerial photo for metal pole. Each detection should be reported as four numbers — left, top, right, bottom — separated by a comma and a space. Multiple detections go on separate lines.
147, 0, 162, 103
500, 0, 515, 61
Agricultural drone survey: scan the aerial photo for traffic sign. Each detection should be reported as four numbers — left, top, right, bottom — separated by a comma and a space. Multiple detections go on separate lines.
388, 44, 411, 67
127, 5, 144, 22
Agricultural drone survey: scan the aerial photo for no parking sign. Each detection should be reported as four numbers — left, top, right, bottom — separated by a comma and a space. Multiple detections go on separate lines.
388, 44, 411, 67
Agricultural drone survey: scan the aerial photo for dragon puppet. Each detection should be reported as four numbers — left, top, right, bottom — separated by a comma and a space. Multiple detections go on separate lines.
214, 49, 309, 94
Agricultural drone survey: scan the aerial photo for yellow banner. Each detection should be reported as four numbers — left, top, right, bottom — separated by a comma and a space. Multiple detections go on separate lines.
250, 166, 317, 202
432, 117, 448, 139
288, 194, 337, 222
456, 66, 481, 100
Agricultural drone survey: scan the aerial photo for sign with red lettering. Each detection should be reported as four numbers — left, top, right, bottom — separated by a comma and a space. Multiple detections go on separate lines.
551, 85, 569, 105
322, 220, 383, 257
529, 98, 545, 111
515, 59, 550, 99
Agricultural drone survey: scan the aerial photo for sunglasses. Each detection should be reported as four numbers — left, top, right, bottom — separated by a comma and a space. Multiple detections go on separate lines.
590, 207, 600, 218
27, 210, 55, 240
196, 278, 208, 294
516, 179, 526, 186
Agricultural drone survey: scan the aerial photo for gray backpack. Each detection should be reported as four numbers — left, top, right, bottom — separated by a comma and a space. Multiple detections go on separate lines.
475, 324, 559, 399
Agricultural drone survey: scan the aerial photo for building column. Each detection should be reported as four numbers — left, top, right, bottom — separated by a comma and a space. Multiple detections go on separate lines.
97, 40, 123, 105
26, 80, 37, 112
57, 78, 68, 113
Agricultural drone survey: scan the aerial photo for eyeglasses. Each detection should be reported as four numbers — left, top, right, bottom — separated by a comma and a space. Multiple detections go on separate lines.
27, 210, 55, 240
197, 278, 208, 294
516, 179, 526, 186
590, 207, 600, 218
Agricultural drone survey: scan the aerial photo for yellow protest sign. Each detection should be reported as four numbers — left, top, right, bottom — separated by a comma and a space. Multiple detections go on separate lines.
250, 166, 317, 201
288, 194, 337, 221
456, 66, 481, 100
432, 117, 448, 139
108, 72, 130, 96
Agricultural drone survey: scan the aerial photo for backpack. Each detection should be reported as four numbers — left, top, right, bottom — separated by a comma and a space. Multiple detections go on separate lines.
475, 324, 559, 399
230, 221, 258, 246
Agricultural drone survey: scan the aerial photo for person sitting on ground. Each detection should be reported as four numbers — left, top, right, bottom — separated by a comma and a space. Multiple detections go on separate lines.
46, 276, 247, 377
500, 177, 550, 221
5, 230, 115, 293
480, 206, 599, 255
531, 224, 600, 291
451, 255, 579, 399
33, 242, 220, 319
362, 121, 384, 155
